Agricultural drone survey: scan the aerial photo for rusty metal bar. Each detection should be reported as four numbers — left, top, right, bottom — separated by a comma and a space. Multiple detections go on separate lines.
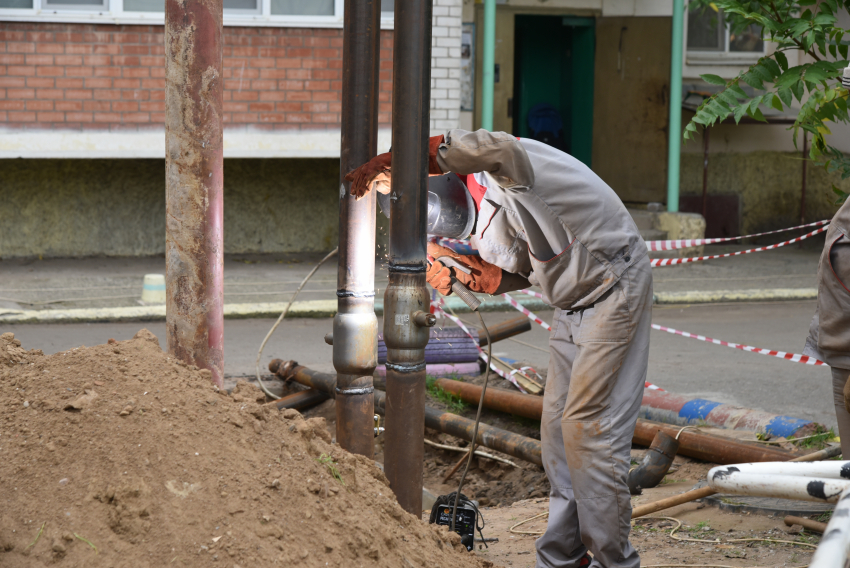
272, 362, 543, 466
164, 0, 224, 387
382, 0, 434, 516
334, 0, 382, 459
477, 315, 532, 347
435, 378, 797, 465
266, 389, 329, 411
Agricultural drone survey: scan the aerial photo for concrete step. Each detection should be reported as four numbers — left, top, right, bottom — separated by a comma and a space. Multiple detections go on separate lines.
640, 229, 667, 242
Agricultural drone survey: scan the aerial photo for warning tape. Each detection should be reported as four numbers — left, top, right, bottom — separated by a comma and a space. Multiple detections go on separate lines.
650, 225, 828, 267
645, 219, 829, 251
651, 323, 827, 366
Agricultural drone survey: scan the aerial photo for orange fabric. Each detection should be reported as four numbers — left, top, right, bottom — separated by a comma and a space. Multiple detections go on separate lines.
426, 242, 502, 295
428, 134, 445, 175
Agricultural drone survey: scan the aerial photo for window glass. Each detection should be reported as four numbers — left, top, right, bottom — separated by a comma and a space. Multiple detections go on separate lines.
0, 0, 33, 7
687, 5, 723, 50
381, 0, 392, 11
270, 0, 332, 15
123, 0, 162, 11
730, 23, 764, 52
44, 0, 105, 5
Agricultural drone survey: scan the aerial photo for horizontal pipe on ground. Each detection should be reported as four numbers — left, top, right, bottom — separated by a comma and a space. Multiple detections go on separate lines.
266, 388, 329, 411
434, 378, 796, 465
477, 315, 531, 346
269, 361, 542, 466
785, 515, 827, 533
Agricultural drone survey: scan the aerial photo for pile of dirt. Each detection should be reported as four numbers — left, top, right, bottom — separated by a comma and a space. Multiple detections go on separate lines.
0, 331, 495, 568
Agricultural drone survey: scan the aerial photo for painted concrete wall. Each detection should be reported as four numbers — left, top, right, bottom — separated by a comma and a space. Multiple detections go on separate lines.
680, 152, 849, 234
0, 159, 340, 258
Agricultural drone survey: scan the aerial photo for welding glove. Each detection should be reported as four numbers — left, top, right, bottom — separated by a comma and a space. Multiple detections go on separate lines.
426, 242, 502, 295
345, 135, 445, 200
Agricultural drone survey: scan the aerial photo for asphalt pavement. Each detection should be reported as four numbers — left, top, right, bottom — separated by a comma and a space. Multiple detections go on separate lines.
4, 298, 836, 430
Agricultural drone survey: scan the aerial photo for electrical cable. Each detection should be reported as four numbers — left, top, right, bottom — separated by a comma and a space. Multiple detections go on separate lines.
253, 247, 339, 399
450, 307, 492, 541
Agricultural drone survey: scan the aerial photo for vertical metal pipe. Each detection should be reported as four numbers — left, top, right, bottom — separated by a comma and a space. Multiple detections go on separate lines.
164, 0, 224, 387
667, 0, 684, 212
702, 125, 709, 219
481, 0, 496, 130
383, 0, 433, 515
334, 0, 382, 459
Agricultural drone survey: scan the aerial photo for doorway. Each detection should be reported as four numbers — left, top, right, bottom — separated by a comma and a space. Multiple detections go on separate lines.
512, 15, 595, 166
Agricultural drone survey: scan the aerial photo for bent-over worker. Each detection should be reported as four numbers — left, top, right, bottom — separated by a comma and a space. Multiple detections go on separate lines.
347, 129, 652, 568
804, 198, 850, 458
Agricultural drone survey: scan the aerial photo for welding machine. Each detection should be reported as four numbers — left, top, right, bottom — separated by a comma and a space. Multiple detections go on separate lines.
428, 492, 483, 551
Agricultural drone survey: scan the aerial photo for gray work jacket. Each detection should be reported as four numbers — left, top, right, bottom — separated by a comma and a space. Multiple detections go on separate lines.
804, 198, 850, 369
436, 129, 646, 310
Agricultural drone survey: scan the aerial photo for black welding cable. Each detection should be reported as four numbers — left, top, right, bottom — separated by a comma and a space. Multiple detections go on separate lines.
450, 308, 492, 535
254, 248, 339, 399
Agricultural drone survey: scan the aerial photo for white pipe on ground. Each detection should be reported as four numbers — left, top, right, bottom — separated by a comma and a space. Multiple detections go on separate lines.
707, 460, 850, 568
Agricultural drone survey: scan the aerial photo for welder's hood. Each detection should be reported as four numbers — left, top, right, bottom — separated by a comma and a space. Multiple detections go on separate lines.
377, 173, 476, 240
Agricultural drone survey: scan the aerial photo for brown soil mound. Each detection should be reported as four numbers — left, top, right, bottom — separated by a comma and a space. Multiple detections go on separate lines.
0, 331, 495, 568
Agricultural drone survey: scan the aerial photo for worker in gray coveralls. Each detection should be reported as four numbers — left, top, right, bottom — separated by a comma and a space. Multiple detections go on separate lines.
347, 129, 653, 568
804, 197, 850, 459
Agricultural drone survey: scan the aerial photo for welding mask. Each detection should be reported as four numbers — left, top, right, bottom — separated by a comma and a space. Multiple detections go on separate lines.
377, 173, 476, 240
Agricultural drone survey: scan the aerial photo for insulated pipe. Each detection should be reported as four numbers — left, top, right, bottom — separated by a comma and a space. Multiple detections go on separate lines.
334, 0, 382, 459
666, 0, 684, 212
270, 361, 543, 466
383, 0, 434, 515
707, 461, 850, 502
434, 378, 797, 464
810, 489, 850, 568
164, 0, 224, 387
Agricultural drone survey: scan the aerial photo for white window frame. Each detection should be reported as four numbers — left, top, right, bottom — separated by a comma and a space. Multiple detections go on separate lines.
685, 1, 766, 65
0, 0, 396, 28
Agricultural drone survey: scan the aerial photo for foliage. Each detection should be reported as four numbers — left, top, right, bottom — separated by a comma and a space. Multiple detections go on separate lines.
425, 375, 468, 413
685, 0, 850, 197
316, 454, 345, 485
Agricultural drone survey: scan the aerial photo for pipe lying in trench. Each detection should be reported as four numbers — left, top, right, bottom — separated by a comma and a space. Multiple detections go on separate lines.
269, 361, 542, 466
266, 389, 329, 411
433, 378, 797, 465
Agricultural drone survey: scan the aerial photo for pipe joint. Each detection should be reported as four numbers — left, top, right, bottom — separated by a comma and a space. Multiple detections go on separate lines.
332, 308, 378, 376
413, 310, 437, 328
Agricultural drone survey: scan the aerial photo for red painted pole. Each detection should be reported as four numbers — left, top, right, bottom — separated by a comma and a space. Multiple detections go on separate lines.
164, 0, 225, 387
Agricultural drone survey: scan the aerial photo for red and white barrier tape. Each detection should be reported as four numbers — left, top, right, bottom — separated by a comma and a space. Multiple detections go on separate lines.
650, 225, 829, 267
431, 300, 528, 393
645, 219, 829, 251
651, 323, 827, 366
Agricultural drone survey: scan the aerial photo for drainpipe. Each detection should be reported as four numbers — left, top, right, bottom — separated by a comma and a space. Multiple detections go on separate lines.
481, 0, 496, 130
666, 0, 684, 212
383, 0, 433, 515
334, 0, 382, 459
164, 0, 224, 387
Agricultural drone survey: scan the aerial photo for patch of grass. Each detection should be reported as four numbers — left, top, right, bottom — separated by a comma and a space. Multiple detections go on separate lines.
789, 427, 836, 450
425, 375, 468, 413
660, 478, 686, 485
690, 520, 712, 532
816, 511, 833, 523
316, 454, 345, 485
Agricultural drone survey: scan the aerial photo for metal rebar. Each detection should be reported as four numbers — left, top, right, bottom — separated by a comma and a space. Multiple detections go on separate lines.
381, 0, 434, 516
164, 0, 224, 387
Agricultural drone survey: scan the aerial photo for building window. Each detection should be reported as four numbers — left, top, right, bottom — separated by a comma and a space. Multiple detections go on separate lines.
687, 4, 764, 61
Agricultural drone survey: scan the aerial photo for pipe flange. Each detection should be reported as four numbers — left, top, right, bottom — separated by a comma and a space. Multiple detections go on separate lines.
385, 361, 426, 373
335, 386, 375, 396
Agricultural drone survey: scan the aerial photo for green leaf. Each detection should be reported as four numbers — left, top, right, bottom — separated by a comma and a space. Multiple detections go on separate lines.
728, 83, 748, 99
685, 121, 699, 133
762, 58, 782, 78
742, 72, 766, 90
839, 44, 848, 59
804, 66, 829, 83
774, 51, 789, 72
777, 87, 792, 107
830, 43, 838, 58
734, 103, 749, 123
814, 13, 837, 25
717, 89, 741, 108
791, 79, 805, 101
701, 74, 727, 86
770, 93, 784, 111
749, 107, 768, 122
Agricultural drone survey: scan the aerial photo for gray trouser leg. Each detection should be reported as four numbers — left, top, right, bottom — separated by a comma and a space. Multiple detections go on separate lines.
831, 367, 850, 458
536, 257, 653, 568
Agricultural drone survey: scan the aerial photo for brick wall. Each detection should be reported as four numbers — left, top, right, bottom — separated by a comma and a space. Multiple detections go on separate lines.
0, 6, 463, 133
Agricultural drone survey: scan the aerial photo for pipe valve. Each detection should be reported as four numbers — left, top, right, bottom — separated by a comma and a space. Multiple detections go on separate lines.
413, 311, 437, 328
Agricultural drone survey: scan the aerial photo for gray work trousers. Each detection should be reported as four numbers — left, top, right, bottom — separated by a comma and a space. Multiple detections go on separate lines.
536, 257, 653, 568
831, 367, 850, 458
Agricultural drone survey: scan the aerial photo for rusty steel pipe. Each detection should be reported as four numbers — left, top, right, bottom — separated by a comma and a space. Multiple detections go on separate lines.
266, 389, 329, 411
382, 0, 434, 516
334, 0, 382, 459
435, 378, 798, 465
627, 430, 680, 495
164, 0, 224, 387
272, 362, 544, 467
478, 315, 532, 347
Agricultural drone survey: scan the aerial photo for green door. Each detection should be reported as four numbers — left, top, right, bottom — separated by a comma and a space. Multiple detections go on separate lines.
513, 15, 595, 166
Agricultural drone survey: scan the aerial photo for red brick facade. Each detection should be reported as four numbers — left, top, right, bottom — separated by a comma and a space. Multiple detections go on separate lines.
0, 22, 393, 131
